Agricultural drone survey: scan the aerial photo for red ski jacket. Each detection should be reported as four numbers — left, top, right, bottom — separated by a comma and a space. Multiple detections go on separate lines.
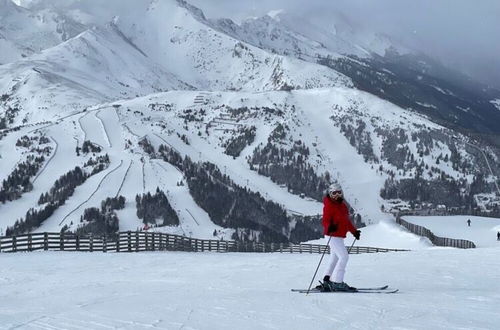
322, 196, 357, 238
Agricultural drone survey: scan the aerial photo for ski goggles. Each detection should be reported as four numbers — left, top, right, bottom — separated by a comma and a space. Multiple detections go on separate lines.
329, 190, 342, 196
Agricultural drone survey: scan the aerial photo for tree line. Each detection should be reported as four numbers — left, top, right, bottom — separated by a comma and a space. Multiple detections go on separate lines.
224, 126, 256, 157
136, 188, 179, 226
5, 155, 110, 236
249, 139, 330, 201
1, 134, 52, 203
75, 196, 125, 239
158, 144, 320, 243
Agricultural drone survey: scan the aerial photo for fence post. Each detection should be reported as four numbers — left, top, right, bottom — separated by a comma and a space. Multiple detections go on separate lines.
127, 231, 132, 252
90, 233, 94, 252
60, 232, 64, 251
145, 233, 149, 251
152, 233, 156, 251
13, 236, 17, 252
135, 232, 139, 252
116, 234, 120, 252
28, 234, 32, 252
76, 235, 80, 251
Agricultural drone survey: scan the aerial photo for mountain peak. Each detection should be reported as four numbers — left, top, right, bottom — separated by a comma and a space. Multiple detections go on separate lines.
175, 0, 206, 21
0, 0, 22, 15
266, 9, 285, 21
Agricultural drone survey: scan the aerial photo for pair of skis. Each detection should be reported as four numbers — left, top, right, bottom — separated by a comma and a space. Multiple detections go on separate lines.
291, 284, 398, 294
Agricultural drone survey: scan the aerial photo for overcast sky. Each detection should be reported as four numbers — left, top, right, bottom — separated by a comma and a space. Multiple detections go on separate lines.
190, 0, 500, 89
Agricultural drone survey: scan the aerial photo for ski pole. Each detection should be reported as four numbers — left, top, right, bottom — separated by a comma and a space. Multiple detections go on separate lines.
347, 237, 357, 254
306, 236, 332, 295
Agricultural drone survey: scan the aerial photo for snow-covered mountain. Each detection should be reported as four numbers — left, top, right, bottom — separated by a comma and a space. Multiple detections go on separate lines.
0, 0, 499, 242
0, 0, 351, 125
210, 9, 406, 61
0, 0, 86, 64
211, 9, 500, 136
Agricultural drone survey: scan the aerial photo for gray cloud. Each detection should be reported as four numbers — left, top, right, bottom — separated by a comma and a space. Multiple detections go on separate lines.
190, 0, 500, 88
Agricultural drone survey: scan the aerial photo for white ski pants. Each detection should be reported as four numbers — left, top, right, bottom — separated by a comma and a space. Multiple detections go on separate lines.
324, 236, 349, 283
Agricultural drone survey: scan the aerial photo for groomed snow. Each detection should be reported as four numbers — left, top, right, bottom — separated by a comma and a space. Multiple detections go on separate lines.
403, 215, 500, 248
1, 249, 499, 329
307, 220, 433, 250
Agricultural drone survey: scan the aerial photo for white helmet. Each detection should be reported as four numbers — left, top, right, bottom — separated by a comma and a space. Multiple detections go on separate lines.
327, 183, 342, 194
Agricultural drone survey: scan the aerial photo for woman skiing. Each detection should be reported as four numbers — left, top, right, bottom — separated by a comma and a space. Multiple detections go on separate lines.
321, 183, 361, 291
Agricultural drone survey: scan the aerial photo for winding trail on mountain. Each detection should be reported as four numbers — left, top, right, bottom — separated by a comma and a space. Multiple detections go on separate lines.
58, 160, 125, 226
32, 136, 58, 184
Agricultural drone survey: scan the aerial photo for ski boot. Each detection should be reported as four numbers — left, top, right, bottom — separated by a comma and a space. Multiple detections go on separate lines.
332, 282, 357, 292
317, 279, 335, 292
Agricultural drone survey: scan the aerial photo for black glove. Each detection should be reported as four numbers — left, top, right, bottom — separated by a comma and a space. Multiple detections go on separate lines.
353, 230, 361, 240
328, 223, 338, 234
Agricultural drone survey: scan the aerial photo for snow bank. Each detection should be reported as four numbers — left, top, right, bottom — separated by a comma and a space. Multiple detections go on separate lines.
307, 220, 432, 250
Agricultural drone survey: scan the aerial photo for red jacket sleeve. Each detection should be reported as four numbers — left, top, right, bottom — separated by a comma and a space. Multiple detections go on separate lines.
347, 218, 357, 235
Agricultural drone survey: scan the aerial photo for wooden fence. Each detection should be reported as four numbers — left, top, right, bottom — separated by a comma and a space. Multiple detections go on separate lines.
396, 216, 476, 249
0, 232, 407, 254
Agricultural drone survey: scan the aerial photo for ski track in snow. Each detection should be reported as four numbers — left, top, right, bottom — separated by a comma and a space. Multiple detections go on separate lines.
78, 110, 107, 149
116, 159, 133, 197
0, 124, 81, 233
77, 112, 89, 142
58, 160, 124, 226
94, 110, 112, 148
32, 135, 58, 184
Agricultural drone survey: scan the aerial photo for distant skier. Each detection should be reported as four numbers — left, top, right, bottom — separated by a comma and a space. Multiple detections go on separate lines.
320, 183, 361, 292
497, 231, 500, 241
467, 219, 471, 227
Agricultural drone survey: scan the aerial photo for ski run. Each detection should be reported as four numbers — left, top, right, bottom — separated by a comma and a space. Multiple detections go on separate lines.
1, 247, 500, 329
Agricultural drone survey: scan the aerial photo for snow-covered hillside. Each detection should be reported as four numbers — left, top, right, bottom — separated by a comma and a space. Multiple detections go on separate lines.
210, 9, 407, 61
403, 215, 500, 247
1, 85, 496, 241
0, 0, 85, 65
1, 248, 500, 329
0, 0, 351, 126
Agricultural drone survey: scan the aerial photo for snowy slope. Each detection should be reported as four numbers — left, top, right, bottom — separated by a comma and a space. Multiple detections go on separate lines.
403, 215, 500, 247
307, 220, 433, 250
210, 9, 409, 61
108, 0, 351, 92
0, 0, 351, 125
2, 84, 485, 240
1, 248, 499, 329
0, 23, 190, 125
0, 0, 85, 64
